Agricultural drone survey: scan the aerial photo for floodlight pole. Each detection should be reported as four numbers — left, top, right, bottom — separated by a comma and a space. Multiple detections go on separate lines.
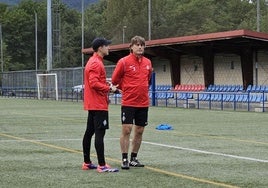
122, 26, 127, 43
47, 0, 52, 72
81, 0, 84, 85
257, 0, 260, 32
35, 11, 38, 73
148, 0, 151, 40
256, 0, 260, 85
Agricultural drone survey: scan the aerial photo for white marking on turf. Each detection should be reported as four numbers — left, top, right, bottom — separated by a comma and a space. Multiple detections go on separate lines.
1, 137, 267, 163
143, 141, 268, 163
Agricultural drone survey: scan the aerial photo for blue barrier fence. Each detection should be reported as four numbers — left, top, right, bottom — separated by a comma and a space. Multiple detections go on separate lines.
109, 91, 268, 112
1, 86, 268, 112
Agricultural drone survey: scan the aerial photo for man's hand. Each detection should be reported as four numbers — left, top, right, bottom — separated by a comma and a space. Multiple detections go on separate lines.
109, 84, 120, 93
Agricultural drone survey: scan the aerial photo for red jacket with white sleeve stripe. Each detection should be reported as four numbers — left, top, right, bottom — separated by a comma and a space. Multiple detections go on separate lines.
112, 53, 153, 107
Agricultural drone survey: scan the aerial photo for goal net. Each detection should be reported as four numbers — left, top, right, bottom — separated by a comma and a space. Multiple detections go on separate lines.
36, 73, 58, 100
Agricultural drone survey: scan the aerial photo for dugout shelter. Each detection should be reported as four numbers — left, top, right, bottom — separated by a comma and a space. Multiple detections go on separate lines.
82, 30, 268, 89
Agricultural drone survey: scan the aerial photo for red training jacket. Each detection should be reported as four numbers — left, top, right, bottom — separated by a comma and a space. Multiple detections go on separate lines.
84, 53, 110, 111
112, 53, 153, 107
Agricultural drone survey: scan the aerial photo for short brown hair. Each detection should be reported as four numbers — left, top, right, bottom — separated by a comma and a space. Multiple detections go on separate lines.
130, 36, 145, 47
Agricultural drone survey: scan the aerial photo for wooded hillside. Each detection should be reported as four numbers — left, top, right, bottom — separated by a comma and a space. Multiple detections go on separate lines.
0, 0, 267, 71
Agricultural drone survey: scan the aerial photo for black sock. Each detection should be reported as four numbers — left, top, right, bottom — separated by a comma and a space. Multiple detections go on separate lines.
130, 152, 137, 160
122, 153, 128, 160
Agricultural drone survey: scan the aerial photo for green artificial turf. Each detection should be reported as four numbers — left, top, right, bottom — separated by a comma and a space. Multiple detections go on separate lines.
0, 98, 267, 188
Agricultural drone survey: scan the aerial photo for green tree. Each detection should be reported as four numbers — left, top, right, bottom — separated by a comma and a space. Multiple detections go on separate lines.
1, 0, 268, 71
58, 4, 81, 68
84, 0, 108, 46
1, 0, 47, 71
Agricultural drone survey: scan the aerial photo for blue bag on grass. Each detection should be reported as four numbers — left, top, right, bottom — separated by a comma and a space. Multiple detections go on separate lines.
156, 124, 173, 130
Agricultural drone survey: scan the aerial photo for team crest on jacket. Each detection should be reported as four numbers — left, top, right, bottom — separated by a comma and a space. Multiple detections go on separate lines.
129, 65, 136, 71
146, 65, 149, 70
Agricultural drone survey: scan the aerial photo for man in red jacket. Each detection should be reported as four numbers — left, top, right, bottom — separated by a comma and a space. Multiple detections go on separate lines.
112, 36, 153, 170
82, 37, 118, 173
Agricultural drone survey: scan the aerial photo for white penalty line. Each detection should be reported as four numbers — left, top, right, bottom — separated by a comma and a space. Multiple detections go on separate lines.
1, 137, 267, 163
143, 141, 268, 163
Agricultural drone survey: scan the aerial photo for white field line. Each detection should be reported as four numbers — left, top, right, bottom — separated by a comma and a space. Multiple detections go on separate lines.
1, 137, 267, 163
143, 141, 268, 163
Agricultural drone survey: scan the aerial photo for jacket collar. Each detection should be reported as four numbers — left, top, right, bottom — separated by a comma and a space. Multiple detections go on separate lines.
130, 53, 143, 62
93, 52, 103, 60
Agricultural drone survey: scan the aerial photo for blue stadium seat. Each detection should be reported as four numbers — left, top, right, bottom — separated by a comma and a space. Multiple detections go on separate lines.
234, 85, 241, 92
259, 85, 265, 92
187, 93, 193, 99
205, 94, 211, 101
167, 92, 174, 98
256, 85, 261, 92
198, 93, 204, 101
215, 85, 220, 92
223, 94, 228, 101
217, 94, 223, 101
264, 86, 268, 93
246, 85, 252, 92
211, 94, 216, 101
242, 95, 248, 102
229, 94, 234, 102
177, 93, 185, 100
226, 85, 232, 92
207, 85, 213, 91
250, 94, 257, 102
211, 85, 217, 92
255, 95, 261, 102
199, 93, 207, 101
235, 94, 242, 102
159, 92, 165, 99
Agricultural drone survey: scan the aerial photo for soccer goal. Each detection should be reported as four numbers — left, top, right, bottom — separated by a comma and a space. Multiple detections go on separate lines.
36, 73, 58, 100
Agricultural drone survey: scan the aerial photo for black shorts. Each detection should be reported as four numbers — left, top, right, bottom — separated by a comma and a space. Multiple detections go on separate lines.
121, 106, 148, 127
87, 110, 109, 130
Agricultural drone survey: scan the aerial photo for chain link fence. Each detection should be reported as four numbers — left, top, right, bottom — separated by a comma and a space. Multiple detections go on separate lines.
0, 65, 116, 100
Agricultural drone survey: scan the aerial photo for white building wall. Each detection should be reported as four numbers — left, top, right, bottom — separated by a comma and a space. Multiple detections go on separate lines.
180, 56, 204, 85
150, 50, 268, 86
254, 51, 268, 85
214, 54, 242, 85
151, 59, 172, 85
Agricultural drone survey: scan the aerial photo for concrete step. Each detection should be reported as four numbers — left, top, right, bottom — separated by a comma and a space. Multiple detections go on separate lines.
255, 107, 268, 112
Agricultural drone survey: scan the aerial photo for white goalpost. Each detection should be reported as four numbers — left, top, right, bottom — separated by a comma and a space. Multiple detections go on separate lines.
36, 73, 58, 100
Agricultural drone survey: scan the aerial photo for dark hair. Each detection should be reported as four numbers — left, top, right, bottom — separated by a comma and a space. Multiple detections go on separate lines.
130, 36, 145, 47
92, 38, 112, 52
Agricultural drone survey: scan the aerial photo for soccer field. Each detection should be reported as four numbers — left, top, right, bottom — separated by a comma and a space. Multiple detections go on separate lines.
0, 98, 267, 188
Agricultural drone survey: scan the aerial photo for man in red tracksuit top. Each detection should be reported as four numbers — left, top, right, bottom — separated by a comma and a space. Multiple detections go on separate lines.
82, 37, 118, 173
112, 36, 153, 170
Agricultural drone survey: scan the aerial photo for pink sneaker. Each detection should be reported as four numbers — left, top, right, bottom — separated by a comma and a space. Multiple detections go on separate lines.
82, 162, 97, 170
96, 164, 119, 173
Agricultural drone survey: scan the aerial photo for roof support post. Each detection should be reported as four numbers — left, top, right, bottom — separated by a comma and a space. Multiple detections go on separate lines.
201, 46, 214, 88
169, 54, 180, 87
240, 47, 253, 89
